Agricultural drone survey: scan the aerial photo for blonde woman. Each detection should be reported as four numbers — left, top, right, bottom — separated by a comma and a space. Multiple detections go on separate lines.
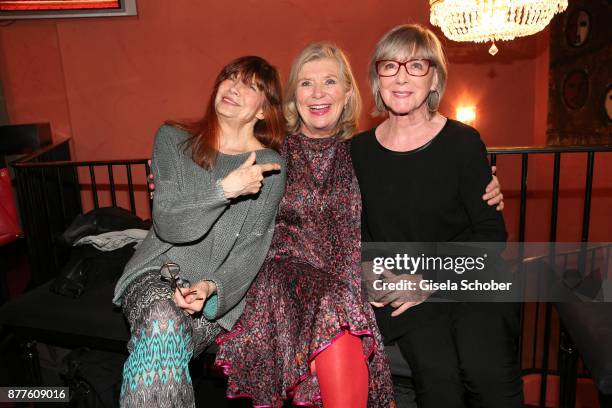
215, 43, 394, 408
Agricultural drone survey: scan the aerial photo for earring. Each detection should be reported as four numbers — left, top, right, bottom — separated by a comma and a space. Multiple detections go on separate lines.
427, 90, 440, 112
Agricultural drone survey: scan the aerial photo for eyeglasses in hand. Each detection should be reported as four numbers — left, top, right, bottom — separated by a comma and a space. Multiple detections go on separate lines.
160, 262, 190, 290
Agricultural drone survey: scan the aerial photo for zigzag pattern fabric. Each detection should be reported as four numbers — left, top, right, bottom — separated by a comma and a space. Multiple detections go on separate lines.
119, 270, 222, 407
121, 319, 192, 392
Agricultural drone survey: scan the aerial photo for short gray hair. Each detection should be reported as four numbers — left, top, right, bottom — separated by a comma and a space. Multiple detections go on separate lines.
284, 42, 361, 140
369, 24, 448, 116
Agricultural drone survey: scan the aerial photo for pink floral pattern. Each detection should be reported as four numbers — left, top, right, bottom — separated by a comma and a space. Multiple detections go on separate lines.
215, 134, 394, 407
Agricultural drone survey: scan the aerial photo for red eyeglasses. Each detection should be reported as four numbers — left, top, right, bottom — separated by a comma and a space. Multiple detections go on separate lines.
376, 59, 436, 77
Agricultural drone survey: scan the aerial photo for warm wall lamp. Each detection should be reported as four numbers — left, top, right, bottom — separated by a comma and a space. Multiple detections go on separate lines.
456, 106, 477, 126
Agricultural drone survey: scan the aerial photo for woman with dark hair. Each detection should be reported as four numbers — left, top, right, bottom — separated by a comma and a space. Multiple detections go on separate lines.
112, 56, 286, 407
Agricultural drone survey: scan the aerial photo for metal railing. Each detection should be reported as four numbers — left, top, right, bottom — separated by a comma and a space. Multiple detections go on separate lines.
11, 139, 152, 284
11, 140, 612, 407
489, 144, 612, 408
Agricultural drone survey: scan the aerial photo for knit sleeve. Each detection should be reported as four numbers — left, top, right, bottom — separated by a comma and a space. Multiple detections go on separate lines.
203, 161, 286, 320
151, 125, 230, 244
458, 130, 507, 242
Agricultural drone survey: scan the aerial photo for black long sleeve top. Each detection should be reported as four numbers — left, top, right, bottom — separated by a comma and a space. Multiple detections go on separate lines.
351, 119, 507, 338
351, 119, 506, 244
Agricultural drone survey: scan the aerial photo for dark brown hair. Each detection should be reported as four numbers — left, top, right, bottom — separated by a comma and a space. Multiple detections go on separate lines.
167, 56, 284, 169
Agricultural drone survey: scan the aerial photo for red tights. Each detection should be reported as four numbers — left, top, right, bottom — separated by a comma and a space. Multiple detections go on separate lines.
312, 330, 369, 408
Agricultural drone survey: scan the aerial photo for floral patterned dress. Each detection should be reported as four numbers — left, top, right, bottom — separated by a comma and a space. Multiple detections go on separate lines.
215, 133, 394, 407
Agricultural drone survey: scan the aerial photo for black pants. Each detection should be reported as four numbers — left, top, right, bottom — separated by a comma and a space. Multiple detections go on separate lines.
390, 303, 523, 408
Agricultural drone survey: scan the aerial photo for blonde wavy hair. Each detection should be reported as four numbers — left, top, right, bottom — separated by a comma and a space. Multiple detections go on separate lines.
284, 42, 361, 140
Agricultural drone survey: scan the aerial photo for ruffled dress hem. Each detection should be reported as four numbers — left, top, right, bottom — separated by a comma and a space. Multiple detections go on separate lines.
215, 322, 378, 407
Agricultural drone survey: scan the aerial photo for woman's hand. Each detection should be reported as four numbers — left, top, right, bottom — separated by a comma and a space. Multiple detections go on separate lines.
220, 152, 281, 199
371, 298, 427, 316
483, 166, 504, 211
148, 153, 281, 200
369, 270, 433, 316
173, 280, 217, 315
389, 300, 424, 317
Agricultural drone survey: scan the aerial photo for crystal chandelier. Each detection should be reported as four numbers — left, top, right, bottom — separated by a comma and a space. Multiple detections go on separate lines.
429, 0, 568, 55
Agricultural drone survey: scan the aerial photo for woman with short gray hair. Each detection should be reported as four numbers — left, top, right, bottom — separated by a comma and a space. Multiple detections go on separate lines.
351, 24, 522, 408
369, 24, 447, 116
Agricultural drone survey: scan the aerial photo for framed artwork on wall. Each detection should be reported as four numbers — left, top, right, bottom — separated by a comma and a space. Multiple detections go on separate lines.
564, 8, 591, 47
0, 0, 137, 19
562, 70, 590, 110
547, 0, 611, 145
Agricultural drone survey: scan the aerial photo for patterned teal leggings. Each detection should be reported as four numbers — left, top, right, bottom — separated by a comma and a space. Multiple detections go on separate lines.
120, 271, 222, 408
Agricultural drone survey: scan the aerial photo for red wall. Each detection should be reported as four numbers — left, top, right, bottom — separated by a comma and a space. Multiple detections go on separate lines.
0, 0, 609, 240
0, 0, 541, 154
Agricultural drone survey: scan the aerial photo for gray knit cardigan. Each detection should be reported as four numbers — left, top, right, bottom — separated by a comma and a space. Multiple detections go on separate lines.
113, 125, 286, 330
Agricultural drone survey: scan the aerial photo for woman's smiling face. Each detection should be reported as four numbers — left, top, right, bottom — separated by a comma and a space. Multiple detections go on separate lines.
377, 55, 437, 116
214, 74, 265, 125
296, 58, 351, 138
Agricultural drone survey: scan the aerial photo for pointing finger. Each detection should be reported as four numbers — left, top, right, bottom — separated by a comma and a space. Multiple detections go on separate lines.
257, 163, 281, 174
